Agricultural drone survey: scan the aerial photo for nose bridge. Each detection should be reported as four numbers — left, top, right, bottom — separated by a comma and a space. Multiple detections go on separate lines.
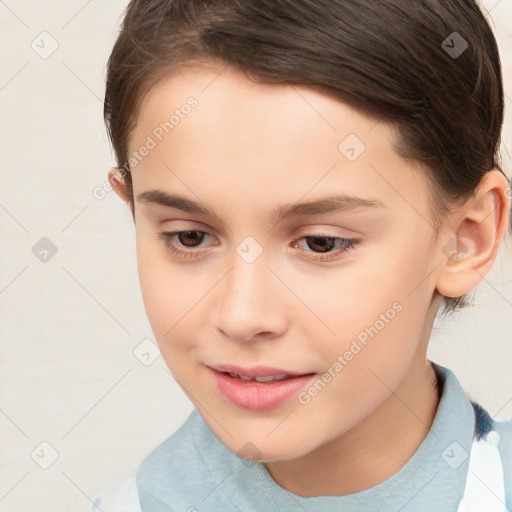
224, 242, 271, 311
214, 238, 285, 340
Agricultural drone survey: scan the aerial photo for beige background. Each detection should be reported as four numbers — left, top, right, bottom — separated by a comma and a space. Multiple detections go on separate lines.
0, 1, 511, 510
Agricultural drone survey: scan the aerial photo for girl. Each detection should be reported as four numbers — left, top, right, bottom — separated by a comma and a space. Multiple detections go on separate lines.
96, 0, 511, 510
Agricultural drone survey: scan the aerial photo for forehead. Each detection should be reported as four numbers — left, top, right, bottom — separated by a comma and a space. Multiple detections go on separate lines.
128, 65, 429, 219
133, 65, 380, 151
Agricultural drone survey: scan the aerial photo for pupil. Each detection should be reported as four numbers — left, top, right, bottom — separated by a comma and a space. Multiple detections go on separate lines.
309, 236, 334, 253
180, 231, 203, 247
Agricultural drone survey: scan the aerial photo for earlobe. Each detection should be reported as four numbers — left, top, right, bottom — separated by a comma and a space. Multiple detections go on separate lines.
435, 170, 511, 298
108, 167, 128, 203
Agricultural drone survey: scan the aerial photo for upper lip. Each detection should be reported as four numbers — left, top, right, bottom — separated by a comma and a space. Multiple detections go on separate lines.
209, 364, 313, 378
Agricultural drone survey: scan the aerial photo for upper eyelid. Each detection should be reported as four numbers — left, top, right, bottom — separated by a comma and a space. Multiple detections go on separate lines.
159, 219, 360, 237
165, 228, 351, 238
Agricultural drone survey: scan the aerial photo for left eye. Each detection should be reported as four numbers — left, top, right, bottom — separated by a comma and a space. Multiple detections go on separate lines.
157, 230, 359, 262
292, 233, 360, 262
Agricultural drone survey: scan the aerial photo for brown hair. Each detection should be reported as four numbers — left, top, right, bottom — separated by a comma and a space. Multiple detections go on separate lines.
104, 0, 509, 314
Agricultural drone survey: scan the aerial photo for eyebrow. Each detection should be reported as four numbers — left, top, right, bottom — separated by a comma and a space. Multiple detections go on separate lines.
136, 189, 385, 223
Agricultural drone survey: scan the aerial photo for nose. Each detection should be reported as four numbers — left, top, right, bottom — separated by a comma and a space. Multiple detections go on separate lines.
214, 249, 288, 344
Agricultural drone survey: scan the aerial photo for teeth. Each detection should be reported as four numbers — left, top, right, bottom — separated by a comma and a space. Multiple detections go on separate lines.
227, 372, 289, 382
254, 375, 288, 382
228, 372, 252, 380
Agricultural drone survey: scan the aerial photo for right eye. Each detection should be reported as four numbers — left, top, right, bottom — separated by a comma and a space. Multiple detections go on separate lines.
157, 230, 214, 259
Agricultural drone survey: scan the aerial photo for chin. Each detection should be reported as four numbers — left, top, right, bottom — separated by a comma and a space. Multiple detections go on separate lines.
218, 431, 317, 464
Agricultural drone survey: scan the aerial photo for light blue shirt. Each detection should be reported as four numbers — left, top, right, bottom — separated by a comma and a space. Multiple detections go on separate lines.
93, 363, 512, 511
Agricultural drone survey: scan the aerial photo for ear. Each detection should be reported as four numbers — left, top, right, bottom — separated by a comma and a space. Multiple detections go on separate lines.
436, 169, 511, 298
108, 167, 128, 203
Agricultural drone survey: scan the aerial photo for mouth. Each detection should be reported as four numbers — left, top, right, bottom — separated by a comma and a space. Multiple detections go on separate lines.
207, 364, 316, 410
210, 363, 312, 379
223, 372, 293, 383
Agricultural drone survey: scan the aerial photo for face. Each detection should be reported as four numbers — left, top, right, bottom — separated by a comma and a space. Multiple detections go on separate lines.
126, 65, 448, 462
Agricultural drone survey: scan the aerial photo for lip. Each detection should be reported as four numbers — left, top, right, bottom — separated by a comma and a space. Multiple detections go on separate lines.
207, 365, 316, 411
210, 364, 309, 378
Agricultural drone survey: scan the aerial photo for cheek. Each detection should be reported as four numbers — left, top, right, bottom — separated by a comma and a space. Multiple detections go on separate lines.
136, 249, 205, 386
135, 234, 194, 346
303, 236, 433, 336
135, 231, 227, 385
299, 234, 435, 391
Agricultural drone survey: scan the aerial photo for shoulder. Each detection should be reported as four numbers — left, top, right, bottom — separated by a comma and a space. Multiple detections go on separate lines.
492, 417, 512, 502
89, 412, 203, 511
457, 413, 512, 512
472, 400, 512, 501
135, 409, 218, 507
136, 408, 206, 481
492, 416, 512, 445
91, 410, 233, 511
91, 476, 141, 512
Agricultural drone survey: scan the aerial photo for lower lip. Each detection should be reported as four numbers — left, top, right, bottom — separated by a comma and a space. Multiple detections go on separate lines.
209, 368, 316, 411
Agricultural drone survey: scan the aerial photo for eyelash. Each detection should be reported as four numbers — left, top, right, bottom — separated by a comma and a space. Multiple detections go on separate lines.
157, 230, 360, 262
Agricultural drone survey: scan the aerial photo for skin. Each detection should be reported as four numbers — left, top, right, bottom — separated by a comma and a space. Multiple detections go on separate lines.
108, 64, 510, 497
